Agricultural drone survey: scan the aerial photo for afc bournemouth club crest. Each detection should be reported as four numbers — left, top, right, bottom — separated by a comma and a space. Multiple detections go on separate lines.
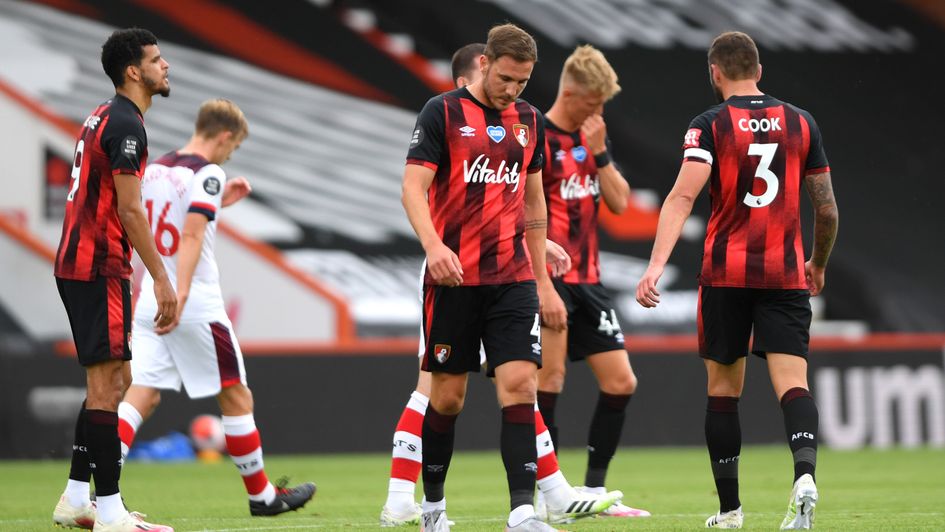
512, 124, 529, 147
434, 344, 451, 364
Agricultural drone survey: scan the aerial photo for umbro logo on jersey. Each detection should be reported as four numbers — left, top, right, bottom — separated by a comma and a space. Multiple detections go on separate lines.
459, 125, 476, 137
434, 344, 451, 363
555, 149, 567, 161
571, 146, 587, 162
486, 125, 506, 143
531, 342, 542, 355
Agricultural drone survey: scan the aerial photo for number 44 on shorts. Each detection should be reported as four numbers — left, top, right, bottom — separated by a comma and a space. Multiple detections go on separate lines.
598, 310, 623, 339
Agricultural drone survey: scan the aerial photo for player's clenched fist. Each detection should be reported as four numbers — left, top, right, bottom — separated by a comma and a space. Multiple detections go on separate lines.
580, 114, 608, 155
426, 242, 464, 287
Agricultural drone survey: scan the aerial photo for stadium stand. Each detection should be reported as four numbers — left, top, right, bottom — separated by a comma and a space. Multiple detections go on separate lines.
7, 0, 942, 336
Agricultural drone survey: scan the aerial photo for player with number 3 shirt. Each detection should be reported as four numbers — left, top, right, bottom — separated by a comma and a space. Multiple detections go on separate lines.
635, 31, 838, 530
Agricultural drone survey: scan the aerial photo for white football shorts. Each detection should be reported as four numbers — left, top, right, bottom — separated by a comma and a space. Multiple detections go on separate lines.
131, 317, 247, 399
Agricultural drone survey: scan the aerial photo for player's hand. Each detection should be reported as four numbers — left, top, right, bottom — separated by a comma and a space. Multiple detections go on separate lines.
153, 276, 178, 328
222, 177, 252, 207
805, 260, 826, 296
636, 264, 664, 308
581, 114, 607, 156
156, 292, 187, 335
426, 242, 464, 286
539, 280, 567, 331
545, 239, 571, 278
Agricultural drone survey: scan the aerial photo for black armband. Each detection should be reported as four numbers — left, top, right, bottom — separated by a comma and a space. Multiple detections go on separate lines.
593, 151, 612, 168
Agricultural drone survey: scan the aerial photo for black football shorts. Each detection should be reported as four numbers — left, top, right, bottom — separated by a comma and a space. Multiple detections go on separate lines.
56, 276, 132, 366
420, 281, 541, 376
698, 286, 811, 364
551, 279, 626, 361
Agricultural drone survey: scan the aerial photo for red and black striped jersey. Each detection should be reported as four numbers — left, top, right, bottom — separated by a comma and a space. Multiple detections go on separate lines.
406, 87, 545, 286
542, 118, 608, 284
682, 94, 830, 289
55, 95, 148, 281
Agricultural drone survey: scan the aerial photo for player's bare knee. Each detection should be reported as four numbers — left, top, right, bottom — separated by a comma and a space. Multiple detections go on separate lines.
92, 387, 123, 411
707, 381, 742, 397
432, 393, 464, 415
539, 365, 566, 392
498, 376, 537, 406
604, 370, 637, 395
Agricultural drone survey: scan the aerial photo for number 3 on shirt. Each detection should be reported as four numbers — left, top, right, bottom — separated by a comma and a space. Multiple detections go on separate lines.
744, 143, 779, 208
145, 199, 180, 256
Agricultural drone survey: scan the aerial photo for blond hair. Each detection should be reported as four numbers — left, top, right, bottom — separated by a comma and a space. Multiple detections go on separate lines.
195, 99, 249, 140
561, 45, 621, 100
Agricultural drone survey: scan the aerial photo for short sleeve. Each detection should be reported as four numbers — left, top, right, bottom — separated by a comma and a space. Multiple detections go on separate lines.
528, 107, 545, 172
187, 164, 226, 221
802, 112, 830, 174
406, 95, 446, 171
102, 114, 147, 177
681, 112, 715, 166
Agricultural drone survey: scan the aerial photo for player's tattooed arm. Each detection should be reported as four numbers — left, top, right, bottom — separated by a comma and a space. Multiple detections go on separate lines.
525, 219, 548, 231
804, 171, 839, 268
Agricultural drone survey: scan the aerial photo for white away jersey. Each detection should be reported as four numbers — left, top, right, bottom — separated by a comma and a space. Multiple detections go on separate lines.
135, 151, 227, 323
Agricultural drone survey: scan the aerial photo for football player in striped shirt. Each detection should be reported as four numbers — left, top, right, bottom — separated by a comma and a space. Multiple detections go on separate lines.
52, 28, 176, 532
382, 41, 619, 530
636, 31, 838, 530
538, 44, 649, 520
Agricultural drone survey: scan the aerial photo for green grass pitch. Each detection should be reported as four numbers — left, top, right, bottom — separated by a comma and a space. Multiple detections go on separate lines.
2, 446, 943, 530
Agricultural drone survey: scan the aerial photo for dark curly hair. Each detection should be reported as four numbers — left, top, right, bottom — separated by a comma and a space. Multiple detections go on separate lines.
101, 28, 158, 88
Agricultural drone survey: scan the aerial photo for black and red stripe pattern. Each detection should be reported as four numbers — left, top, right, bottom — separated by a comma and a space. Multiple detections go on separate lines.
542, 119, 601, 284
105, 277, 128, 359
55, 95, 148, 281
683, 95, 830, 289
407, 88, 544, 286
419, 286, 436, 371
